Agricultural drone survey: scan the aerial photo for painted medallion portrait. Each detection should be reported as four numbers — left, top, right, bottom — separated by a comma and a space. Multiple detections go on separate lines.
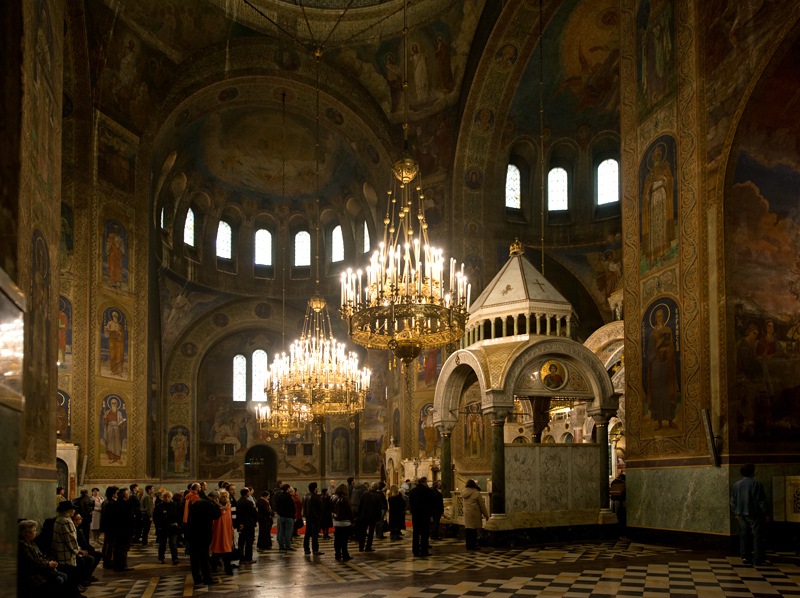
540, 360, 567, 391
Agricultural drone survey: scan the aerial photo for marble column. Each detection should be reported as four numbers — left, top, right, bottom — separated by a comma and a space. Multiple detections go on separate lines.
588, 407, 616, 510
556, 317, 562, 336
502, 317, 507, 337
489, 411, 509, 515
513, 315, 519, 335
535, 313, 542, 335
526, 314, 531, 334
479, 321, 484, 341
435, 422, 456, 498
546, 315, 552, 335
566, 315, 572, 338
490, 318, 496, 339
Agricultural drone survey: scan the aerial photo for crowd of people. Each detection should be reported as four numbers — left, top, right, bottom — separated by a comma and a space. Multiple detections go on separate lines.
20, 476, 474, 596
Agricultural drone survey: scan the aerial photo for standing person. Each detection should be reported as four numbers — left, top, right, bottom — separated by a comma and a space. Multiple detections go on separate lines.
462, 479, 489, 550
302, 482, 324, 555
431, 482, 444, 540
376, 482, 388, 540
18, 520, 67, 595
408, 478, 434, 558
90, 488, 104, 545
346, 477, 356, 497
272, 481, 284, 503
211, 490, 235, 576
320, 488, 333, 540
187, 490, 222, 586
730, 463, 770, 566
331, 483, 354, 561
291, 488, 303, 537
128, 484, 142, 544
77, 489, 94, 543
51, 501, 84, 595
256, 491, 273, 550
274, 484, 296, 551
100, 486, 118, 569
141, 485, 155, 546
609, 473, 627, 529
327, 479, 337, 498
182, 483, 201, 524
108, 487, 136, 572
350, 482, 367, 544
357, 483, 383, 552
226, 483, 238, 552
236, 488, 257, 564
388, 485, 405, 540
153, 490, 181, 565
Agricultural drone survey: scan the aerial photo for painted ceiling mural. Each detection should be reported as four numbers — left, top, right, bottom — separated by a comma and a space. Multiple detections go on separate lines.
726, 35, 800, 451
507, 0, 620, 139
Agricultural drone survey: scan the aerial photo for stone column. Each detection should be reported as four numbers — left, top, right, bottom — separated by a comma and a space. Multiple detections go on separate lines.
490, 318, 496, 339
566, 315, 572, 338
546, 315, 552, 335
502, 317, 507, 337
535, 313, 542, 334
436, 422, 456, 498
488, 409, 510, 515
588, 407, 617, 511
479, 321, 484, 341
526, 314, 531, 334
514, 315, 519, 335
556, 317, 562, 336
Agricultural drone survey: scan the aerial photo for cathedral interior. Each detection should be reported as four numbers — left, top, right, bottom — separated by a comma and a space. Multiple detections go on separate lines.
4, 0, 800, 595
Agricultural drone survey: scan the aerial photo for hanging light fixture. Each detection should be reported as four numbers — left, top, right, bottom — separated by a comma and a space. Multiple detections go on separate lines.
340, 1, 469, 366
264, 38, 370, 418
256, 90, 312, 437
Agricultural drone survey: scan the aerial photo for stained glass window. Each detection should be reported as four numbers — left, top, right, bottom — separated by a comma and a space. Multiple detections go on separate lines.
295, 231, 311, 267
597, 158, 620, 205
331, 225, 344, 262
548, 167, 568, 211
184, 208, 195, 246
505, 164, 521, 209
233, 354, 246, 402
255, 229, 272, 266
252, 350, 268, 402
363, 221, 370, 253
216, 221, 232, 259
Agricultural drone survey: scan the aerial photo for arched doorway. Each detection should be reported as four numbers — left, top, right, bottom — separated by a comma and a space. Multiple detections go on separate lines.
244, 445, 278, 496
56, 458, 69, 496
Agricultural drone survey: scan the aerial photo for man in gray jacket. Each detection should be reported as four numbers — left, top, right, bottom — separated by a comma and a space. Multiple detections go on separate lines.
730, 463, 770, 566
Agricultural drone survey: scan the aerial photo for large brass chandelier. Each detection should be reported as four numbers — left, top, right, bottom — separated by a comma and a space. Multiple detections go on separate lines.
340, 2, 468, 365
264, 48, 370, 420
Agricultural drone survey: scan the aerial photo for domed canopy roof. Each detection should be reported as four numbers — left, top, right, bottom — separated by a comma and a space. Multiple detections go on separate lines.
468, 240, 576, 325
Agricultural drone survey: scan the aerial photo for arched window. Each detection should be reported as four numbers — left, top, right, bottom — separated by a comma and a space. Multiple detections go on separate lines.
216, 221, 232, 259
597, 158, 620, 205
295, 231, 311, 267
562, 432, 574, 444
548, 167, 568, 211
233, 354, 246, 402
252, 350, 268, 402
331, 225, 344, 263
255, 229, 272, 266
363, 221, 370, 253
505, 164, 521, 209
160, 207, 165, 229
184, 208, 195, 246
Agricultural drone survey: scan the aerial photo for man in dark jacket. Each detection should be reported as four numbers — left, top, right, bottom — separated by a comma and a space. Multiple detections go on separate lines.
256, 491, 273, 550
237, 487, 258, 563
408, 478, 434, 557
358, 483, 384, 552
187, 490, 222, 585
431, 482, 445, 540
350, 482, 368, 545
129, 484, 142, 543
108, 487, 136, 571
274, 484, 296, 551
76, 488, 95, 542
100, 486, 118, 569
730, 464, 770, 566
302, 482, 325, 555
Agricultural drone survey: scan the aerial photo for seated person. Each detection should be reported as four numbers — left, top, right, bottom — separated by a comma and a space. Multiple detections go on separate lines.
18, 520, 68, 597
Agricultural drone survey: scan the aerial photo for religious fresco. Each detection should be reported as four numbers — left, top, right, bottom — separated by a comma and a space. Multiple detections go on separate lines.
58, 296, 72, 371
102, 219, 129, 290
59, 204, 73, 276
97, 121, 137, 191
160, 271, 230, 355
33, 0, 57, 194
640, 296, 681, 439
463, 401, 485, 460
639, 134, 678, 277
169, 382, 189, 402
168, 425, 190, 475
541, 360, 567, 391
726, 35, 800, 451
100, 307, 129, 379
418, 403, 440, 458
507, 0, 620, 140
57, 390, 71, 441
329, 426, 351, 474
326, 0, 483, 124
22, 231, 52, 465
361, 350, 389, 474
636, 0, 675, 122
99, 393, 128, 466
87, 0, 250, 134
417, 347, 441, 389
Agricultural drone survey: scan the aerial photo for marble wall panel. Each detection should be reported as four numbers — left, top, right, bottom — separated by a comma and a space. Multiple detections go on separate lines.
539, 447, 570, 512
570, 446, 600, 510
505, 446, 539, 513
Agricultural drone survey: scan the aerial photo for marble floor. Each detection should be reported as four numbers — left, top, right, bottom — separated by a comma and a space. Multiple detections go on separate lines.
82, 532, 800, 598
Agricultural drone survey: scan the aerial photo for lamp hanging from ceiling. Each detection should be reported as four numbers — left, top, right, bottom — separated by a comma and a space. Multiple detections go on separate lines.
340, 0, 469, 366
264, 25, 371, 419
